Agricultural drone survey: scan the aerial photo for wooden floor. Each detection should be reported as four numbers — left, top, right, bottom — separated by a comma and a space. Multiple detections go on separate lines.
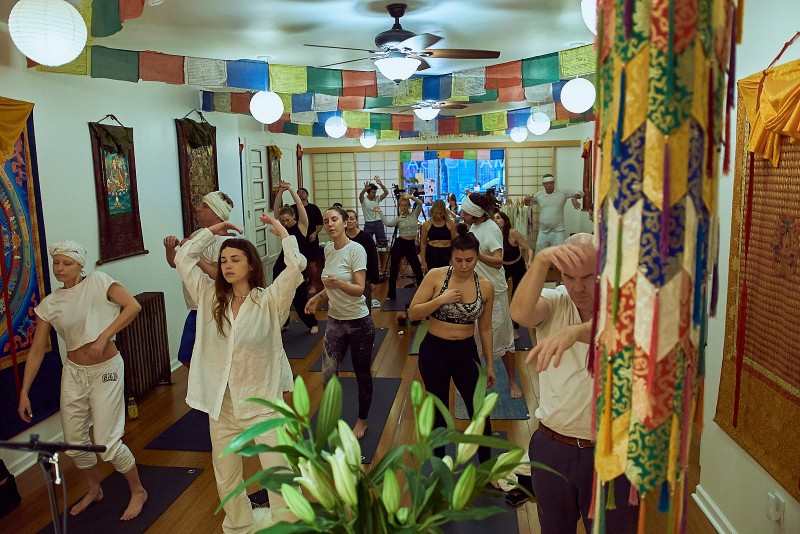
0, 280, 716, 534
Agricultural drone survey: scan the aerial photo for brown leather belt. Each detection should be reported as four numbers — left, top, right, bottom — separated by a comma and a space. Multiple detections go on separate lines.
538, 423, 594, 449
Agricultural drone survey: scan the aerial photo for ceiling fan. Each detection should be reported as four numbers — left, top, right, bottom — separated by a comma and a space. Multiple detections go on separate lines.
304, 3, 500, 82
370, 100, 472, 121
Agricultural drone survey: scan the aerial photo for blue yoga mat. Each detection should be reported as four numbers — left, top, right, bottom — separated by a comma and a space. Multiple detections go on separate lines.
145, 409, 211, 452
455, 359, 530, 420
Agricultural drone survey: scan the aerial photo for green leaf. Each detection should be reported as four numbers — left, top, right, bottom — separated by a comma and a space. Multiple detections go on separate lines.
429, 457, 455, 500
428, 395, 455, 429
217, 468, 270, 512
315, 376, 342, 449
472, 362, 487, 418
369, 445, 407, 481
223, 417, 293, 454
445, 433, 522, 451
235, 443, 273, 457
436, 505, 506, 521
257, 521, 320, 533
243, 397, 296, 418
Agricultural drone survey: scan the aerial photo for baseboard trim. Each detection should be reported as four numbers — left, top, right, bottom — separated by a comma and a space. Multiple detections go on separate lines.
8, 429, 65, 476
693, 484, 737, 534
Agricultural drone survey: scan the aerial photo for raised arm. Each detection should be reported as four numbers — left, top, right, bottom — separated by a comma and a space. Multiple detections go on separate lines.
260, 213, 307, 319
525, 321, 592, 372
359, 181, 369, 202
163, 235, 180, 268
375, 176, 389, 201
273, 182, 287, 214
175, 223, 243, 304
375, 207, 399, 227
283, 181, 309, 236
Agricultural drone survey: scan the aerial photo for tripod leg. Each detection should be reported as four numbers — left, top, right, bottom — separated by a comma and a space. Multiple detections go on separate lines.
39, 454, 62, 534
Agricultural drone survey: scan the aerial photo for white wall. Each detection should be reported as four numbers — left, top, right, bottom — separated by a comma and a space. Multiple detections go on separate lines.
696, 4, 800, 533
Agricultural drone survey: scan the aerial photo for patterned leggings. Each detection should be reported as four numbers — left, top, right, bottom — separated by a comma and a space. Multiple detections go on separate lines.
321, 316, 375, 420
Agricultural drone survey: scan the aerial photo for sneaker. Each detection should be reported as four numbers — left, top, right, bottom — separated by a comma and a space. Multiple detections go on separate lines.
371, 299, 381, 308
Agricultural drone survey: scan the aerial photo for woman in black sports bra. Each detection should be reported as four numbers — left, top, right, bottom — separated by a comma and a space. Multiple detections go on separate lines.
408, 224, 496, 463
420, 199, 457, 272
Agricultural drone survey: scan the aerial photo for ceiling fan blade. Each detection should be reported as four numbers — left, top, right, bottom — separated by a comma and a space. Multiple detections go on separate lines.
440, 103, 469, 109
423, 48, 501, 59
318, 57, 376, 68
304, 44, 377, 53
398, 33, 442, 51
416, 58, 431, 71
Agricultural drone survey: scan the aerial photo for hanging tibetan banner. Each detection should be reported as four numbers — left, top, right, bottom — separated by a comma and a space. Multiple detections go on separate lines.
88, 121, 148, 264
175, 117, 220, 236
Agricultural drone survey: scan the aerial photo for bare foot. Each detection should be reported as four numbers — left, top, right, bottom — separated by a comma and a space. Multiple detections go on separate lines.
70, 487, 103, 516
353, 418, 368, 439
509, 381, 523, 399
310, 326, 319, 335
120, 487, 148, 521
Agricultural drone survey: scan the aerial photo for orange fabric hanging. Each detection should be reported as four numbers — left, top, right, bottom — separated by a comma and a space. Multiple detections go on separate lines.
0, 97, 34, 159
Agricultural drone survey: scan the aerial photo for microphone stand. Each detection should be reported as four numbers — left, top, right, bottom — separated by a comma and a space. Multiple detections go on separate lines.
0, 435, 106, 534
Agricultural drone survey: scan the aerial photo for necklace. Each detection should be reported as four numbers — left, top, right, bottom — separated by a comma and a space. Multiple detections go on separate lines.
232, 293, 249, 300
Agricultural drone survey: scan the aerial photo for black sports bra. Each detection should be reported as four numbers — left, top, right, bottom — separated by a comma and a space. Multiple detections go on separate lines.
430, 267, 484, 325
427, 222, 452, 241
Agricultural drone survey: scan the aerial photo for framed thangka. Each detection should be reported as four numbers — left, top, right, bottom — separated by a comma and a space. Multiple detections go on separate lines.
0, 97, 62, 439
267, 145, 282, 208
88, 121, 148, 264
175, 117, 219, 236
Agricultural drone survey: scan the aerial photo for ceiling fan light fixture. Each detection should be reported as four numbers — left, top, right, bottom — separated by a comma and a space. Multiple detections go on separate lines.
527, 111, 551, 135
359, 131, 377, 149
374, 55, 421, 83
561, 77, 596, 113
9, 0, 88, 67
325, 116, 348, 138
413, 106, 440, 121
249, 90, 284, 124
509, 126, 528, 143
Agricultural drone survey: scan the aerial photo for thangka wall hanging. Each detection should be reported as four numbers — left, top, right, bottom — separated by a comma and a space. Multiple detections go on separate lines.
175, 117, 219, 236
88, 120, 148, 264
267, 145, 282, 208
0, 97, 62, 439
716, 58, 800, 503
591, 0, 736, 531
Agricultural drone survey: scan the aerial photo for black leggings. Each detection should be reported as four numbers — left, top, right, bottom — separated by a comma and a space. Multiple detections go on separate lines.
321, 316, 375, 420
418, 332, 493, 463
505, 257, 526, 329
425, 246, 452, 270
274, 264, 318, 329
388, 238, 423, 298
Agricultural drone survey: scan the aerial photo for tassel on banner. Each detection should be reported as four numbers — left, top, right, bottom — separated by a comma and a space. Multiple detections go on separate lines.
606, 478, 617, 510
637, 499, 647, 534
629, 484, 640, 506
706, 66, 715, 179
723, 10, 737, 175
595, 483, 607, 534
658, 480, 671, 514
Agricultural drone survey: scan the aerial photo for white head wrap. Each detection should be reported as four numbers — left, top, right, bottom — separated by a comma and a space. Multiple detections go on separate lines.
542, 175, 555, 183
203, 191, 232, 222
460, 195, 485, 217
48, 240, 87, 267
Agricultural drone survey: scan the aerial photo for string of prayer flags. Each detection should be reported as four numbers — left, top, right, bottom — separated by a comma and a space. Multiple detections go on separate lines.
498, 85, 526, 102
370, 113, 393, 131
458, 114, 482, 134
226, 60, 269, 91
91, 0, 122, 37
522, 52, 560, 87
392, 114, 415, 132
91, 46, 139, 82
292, 93, 314, 113
485, 60, 522, 89
307, 67, 342, 96
558, 44, 595, 78
269, 64, 307, 94
291, 111, 318, 124
481, 111, 508, 132
297, 124, 313, 136
230, 93, 251, 114
422, 75, 445, 101
506, 108, 532, 128
337, 96, 366, 110
139, 51, 185, 85
452, 67, 486, 97
185, 57, 227, 87
312, 94, 338, 112
212, 92, 232, 113
379, 129, 400, 139
278, 93, 293, 114
365, 96, 394, 109
437, 117, 460, 136
341, 70, 378, 97
342, 110, 370, 129
525, 83, 553, 103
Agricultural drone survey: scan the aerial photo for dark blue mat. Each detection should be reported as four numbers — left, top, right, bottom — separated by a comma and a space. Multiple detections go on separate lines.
514, 328, 533, 351
145, 409, 211, 452
283, 320, 327, 359
380, 287, 417, 311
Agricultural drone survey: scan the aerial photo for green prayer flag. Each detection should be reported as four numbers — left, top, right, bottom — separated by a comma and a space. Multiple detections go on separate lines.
469, 90, 498, 103
92, 0, 122, 37
307, 67, 343, 96
463, 149, 478, 160
278, 93, 293, 113
370, 113, 393, 131
522, 53, 560, 87
459, 115, 482, 134
90, 46, 139, 82
365, 96, 394, 109
400, 151, 412, 162
298, 124, 313, 136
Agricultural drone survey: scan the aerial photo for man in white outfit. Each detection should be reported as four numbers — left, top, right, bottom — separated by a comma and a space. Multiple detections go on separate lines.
531, 174, 583, 252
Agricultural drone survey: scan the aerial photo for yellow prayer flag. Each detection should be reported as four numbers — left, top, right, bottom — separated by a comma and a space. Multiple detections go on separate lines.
298, 124, 313, 136
380, 129, 400, 139
559, 45, 596, 78
392, 78, 423, 106
278, 93, 293, 114
481, 111, 508, 132
342, 111, 370, 129
269, 64, 308, 94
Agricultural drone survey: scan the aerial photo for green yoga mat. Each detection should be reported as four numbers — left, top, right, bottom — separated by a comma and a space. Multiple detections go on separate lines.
408, 320, 429, 355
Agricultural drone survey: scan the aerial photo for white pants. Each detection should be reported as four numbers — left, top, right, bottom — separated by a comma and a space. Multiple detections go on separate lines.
475, 288, 515, 359
536, 230, 566, 252
210, 387, 290, 533
60, 354, 135, 472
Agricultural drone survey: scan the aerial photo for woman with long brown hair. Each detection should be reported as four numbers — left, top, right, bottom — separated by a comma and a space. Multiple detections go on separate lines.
175, 214, 304, 531
420, 199, 456, 272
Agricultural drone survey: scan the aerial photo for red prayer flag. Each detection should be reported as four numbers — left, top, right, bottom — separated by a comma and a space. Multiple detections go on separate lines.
498, 85, 526, 102
337, 96, 366, 110
268, 119, 286, 133
555, 102, 585, 120
437, 117, 460, 136
485, 60, 522, 89
26, 58, 39, 68
119, 0, 145, 22
342, 70, 378, 97
449, 150, 464, 159
139, 51, 185, 85
231, 92, 252, 114
392, 114, 415, 132
345, 127, 363, 139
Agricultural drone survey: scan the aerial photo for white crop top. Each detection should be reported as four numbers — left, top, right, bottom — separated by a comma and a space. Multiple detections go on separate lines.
34, 271, 121, 351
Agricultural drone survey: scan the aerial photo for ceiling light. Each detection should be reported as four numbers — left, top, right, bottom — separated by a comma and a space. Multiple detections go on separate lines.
509, 126, 528, 143
560, 78, 596, 113
374, 54, 421, 83
413, 106, 440, 121
9, 0, 88, 67
359, 131, 377, 149
249, 90, 284, 124
325, 116, 348, 138
527, 111, 551, 135
581, 0, 598, 35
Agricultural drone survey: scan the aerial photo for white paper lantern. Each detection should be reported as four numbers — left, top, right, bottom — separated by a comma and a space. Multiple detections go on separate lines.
325, 116, 348, 138
509, 126, 528, 143
527, 111, 551, 135
560, 78, 596, 113
9, 0, 88, 67
359, 131, 377, 149
581, 0, 598, 35
249, 91, 284, 124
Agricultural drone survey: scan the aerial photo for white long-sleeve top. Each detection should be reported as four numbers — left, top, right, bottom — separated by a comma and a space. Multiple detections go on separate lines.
175, 228, 306, 421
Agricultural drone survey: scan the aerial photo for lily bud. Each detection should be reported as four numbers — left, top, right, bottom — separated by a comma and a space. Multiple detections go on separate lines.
325, 448, 359, 508
381, 469, 401, 515
491, 448, 525, 476
442, 455, 454, 470
477, 392, 498, 420
296, 458, 337, 509
293, 376, 310, 418
281, 484, 316, 524
337, 420, 362, 469
411, 381, 423, 408
451, 464, 476, 510
396, 506, 409, 523
455, 418, 486, 465
275, 427, 294, 448
418, 396, 435, 438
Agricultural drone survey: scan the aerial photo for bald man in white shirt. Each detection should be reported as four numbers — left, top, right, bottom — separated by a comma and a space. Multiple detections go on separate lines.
531, 174, 583, 252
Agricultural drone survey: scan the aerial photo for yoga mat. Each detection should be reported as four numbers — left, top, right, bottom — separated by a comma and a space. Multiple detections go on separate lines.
309, 328, 389, 373
408, 320, 429, 355
145, 409, 211, 452
514, 328, 533, 352
455, 360, 529, 420
441, 490, 519, 533
283, 320, 327, 359
380, 287, 417, 311
312, 377, 400, 464
38, 465, 202, 534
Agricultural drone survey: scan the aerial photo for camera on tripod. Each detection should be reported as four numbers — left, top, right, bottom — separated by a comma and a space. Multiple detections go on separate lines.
392, 184, 405, 200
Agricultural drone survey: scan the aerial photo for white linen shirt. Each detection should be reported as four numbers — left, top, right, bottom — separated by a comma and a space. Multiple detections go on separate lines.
175, 228, 306, 421
532, 189, 583, 233
469, 219, 508, 293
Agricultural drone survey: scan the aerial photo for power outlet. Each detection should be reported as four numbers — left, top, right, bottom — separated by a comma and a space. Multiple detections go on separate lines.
767, 492, 785, 524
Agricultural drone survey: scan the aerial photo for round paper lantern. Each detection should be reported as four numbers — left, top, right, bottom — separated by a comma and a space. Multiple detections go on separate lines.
359, 131, 377, 149
527, 111, 551, 135
581, 0, 598, 35
509, 126, 528, 143
9, 0, 88, 67
249, 91, 284, 124
325, 116, 348, 138
560, 78, 596, 113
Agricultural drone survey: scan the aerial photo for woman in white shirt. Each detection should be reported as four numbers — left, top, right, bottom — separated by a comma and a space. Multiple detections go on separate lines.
374, 193, 424, 300
305, 206, 375, 439
18, 241, 147, 520
175, 214, 304, 531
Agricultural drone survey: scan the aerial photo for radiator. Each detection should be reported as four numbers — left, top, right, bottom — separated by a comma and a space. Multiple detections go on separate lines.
117, 292, 172, 399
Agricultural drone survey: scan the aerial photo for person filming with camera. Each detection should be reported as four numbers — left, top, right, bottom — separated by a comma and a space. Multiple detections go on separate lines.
358, 176, 389, 245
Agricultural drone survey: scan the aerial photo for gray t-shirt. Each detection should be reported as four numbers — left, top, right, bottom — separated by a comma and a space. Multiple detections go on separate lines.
532, 189, 582, 233
322, 240, 369, 320
361, 197, 381, 222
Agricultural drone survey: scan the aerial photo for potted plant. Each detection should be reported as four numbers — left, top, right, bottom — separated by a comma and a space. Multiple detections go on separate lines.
222, 369, 547, 533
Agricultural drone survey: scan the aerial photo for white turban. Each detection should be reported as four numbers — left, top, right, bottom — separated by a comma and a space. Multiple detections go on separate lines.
460, 196, 485, 217
48, 240, 87, 267
203, 191, 232, 222
542, 175, 555, 183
